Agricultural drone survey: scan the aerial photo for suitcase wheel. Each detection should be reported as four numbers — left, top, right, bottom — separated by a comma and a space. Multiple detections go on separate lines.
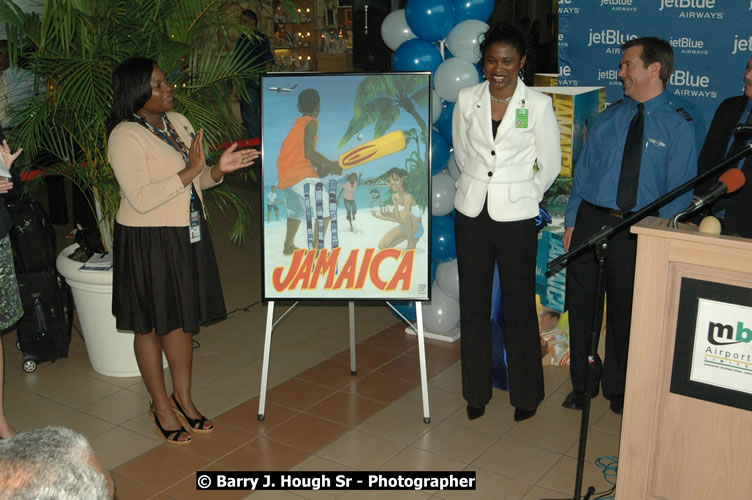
23, 359, 38, 373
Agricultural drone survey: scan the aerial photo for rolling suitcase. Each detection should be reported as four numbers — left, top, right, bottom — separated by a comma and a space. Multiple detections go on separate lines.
6, 198, 57, 273
15, 265, 74, 373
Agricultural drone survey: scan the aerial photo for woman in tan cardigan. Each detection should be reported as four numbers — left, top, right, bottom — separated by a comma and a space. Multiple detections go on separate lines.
107, 58, 258, 444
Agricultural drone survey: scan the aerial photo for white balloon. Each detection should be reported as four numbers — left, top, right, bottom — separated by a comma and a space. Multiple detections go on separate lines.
431, 172, 456, 216
436, 259, 460, 299
430, 89, 443, 125
423, 282, 460, 334
446, 152, 460, 180
381, 9, 416, 52
446, 20, 488, 63
434, 57, 480, 102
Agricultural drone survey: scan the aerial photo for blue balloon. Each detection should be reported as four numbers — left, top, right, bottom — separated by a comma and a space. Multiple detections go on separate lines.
430, 130, 450, 175
431, 214, 457, 262
453, 0, 494, 23
389, 300, 417, 322
436, 101, 455, 146
392, 39, 443, 72
405, 0, 456, 42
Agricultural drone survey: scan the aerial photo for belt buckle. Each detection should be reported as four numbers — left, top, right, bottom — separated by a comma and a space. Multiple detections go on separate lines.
608, 208, 625, 219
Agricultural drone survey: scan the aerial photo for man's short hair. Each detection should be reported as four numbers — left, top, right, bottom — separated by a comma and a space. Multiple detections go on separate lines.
241, 9, 258, 24
0, 427, 111, 499
622, 37, 674, 88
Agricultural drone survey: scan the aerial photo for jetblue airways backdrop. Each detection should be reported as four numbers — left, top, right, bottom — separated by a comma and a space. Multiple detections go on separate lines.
558, 0, 752, 138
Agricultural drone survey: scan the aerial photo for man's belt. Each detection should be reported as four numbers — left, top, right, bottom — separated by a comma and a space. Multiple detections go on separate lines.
582, 200, 635, 219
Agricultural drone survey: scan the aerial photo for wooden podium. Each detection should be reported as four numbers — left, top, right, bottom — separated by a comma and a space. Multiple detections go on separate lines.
616, 218, 752, 499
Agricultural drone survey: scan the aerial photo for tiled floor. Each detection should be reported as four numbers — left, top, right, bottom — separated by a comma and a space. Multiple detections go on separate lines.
1, 179, 621, 499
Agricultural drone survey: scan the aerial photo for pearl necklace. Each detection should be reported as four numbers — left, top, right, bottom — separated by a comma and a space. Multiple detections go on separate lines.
490, 95, 513, 104
134, 113, 169, 133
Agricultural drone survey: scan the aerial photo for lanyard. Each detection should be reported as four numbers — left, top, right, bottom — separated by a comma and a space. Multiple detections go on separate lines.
135, 114, 198, 204
136, 114, 190, 165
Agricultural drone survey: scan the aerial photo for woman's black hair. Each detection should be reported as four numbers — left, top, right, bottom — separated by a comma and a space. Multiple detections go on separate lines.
385, 167, 408, 180
107, 57, 156, 136
479, 24, 530, 79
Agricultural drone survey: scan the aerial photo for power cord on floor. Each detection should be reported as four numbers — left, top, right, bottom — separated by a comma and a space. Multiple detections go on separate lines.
591, 455, 618, 499
541, 456, 618, 500
191, 299, 264, 349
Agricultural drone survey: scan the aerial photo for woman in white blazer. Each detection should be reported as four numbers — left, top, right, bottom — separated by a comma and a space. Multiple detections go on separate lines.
452, 24, 561, 422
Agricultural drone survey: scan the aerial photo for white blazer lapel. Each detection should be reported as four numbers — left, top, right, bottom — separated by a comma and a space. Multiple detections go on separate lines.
471, 81, 494, 146
493, 78, 527, 146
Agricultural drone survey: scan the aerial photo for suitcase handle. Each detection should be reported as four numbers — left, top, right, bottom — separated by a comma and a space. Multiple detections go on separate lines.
31, 293, 48, 336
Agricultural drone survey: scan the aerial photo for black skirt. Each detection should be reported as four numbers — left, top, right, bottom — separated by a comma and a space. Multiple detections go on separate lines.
112, 213, 226, 335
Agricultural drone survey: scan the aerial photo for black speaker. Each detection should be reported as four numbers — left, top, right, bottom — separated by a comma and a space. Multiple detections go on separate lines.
352, 0, 392, 71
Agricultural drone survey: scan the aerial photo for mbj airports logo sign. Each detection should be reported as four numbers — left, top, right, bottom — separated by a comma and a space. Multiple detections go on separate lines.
691, 299, 752, 395
658, 0, 724, 19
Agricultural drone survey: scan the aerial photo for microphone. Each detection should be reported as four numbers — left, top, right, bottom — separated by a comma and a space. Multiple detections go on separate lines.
669, 168, 746, 229
689, 168, 746, 211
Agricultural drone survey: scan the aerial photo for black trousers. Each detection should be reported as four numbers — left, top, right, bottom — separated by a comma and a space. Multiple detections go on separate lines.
565, 203, 637, 399
455, 205, 544, 410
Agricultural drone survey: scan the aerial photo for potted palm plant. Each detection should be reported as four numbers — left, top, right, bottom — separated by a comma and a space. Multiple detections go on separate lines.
1, 0, 295, 375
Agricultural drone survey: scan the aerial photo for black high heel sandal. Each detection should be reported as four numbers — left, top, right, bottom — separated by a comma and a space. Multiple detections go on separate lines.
149, 404, 191, 445
170, 394, 214, 433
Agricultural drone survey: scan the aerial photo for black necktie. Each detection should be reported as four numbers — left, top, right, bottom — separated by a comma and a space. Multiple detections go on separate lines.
726, 107, 752, 160
617, 102, 645, 212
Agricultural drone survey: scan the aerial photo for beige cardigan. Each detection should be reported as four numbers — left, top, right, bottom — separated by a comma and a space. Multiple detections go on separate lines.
108, 112, 221, 227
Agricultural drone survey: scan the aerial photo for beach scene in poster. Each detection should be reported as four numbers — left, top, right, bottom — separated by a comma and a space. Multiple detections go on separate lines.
261, 73, 431, 300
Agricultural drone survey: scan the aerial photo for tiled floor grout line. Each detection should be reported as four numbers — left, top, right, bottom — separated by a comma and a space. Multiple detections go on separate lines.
112, 324, 455, 497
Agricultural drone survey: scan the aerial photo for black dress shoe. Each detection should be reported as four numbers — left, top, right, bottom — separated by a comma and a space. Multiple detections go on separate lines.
514, 407, 537, 422
562, 391, 585, 410
562, 387, 600, 410
466, 404, 485, 420
609, 395, 624, 415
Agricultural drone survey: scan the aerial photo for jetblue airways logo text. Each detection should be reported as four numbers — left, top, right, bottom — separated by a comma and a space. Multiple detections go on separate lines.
587, 29, 638, 47
658, 0, 723, 19
733, 35, 752, 55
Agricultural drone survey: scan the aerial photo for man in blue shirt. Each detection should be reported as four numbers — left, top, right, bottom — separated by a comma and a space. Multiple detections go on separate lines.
694, 56, 752, 237
562, 37, 697, 414
233, 10, 274, 140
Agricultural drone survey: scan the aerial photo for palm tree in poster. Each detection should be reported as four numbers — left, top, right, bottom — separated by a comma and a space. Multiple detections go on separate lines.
339, 75, 430, 209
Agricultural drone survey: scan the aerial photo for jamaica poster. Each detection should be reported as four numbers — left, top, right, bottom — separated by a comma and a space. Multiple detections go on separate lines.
260, 73, 431, 301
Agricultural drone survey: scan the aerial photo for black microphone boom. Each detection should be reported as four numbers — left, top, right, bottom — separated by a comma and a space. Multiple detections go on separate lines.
549, 143, 752, 269
669, 168, 745, 228
735, 124, 752, 138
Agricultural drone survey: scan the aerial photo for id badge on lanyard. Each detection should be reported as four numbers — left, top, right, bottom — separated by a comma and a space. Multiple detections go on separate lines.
189, 187, 201, 243
189, 207, 201, 243
139, 115, 202, 243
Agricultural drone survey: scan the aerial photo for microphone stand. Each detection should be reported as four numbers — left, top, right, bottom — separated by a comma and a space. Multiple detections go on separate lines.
548, 143, 752, 500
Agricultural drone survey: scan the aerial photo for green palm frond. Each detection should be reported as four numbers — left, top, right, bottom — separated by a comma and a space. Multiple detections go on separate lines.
4, 0, 293, 248
203, 184, 255, 245
340, 74, 430, 146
